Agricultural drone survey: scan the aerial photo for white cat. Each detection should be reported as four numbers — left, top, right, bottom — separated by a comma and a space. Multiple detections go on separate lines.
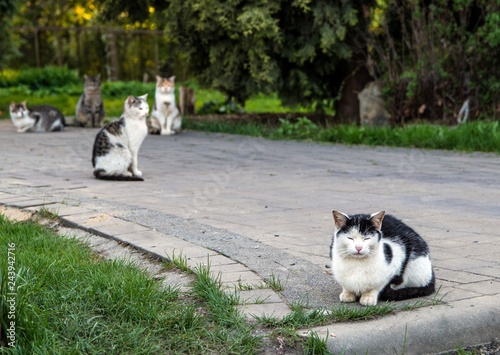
92, 94, 149, 181
149, 75, 182, 135
331, 210, 435, 306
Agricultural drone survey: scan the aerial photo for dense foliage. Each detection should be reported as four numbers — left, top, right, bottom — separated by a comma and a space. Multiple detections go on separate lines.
161, 0, 369, 114
0, 0, 20, 68
2, 0, 500, 122
365, 0, 500, 123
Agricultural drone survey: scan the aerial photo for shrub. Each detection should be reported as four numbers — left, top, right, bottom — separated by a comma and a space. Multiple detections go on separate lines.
365, 0, 500, 123
197, 100, 245, 114
273, 117, 319, 140
101, 80, 155, 98
0, 66, 80, 89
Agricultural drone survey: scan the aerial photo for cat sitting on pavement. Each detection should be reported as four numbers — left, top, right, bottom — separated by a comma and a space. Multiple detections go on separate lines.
92, 94, 149, 181
149, 75, 182, 135
330, 210, 435, 306
76, 74, 105, 128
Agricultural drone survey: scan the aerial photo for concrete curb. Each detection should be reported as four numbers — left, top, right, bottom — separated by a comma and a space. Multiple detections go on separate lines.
303, 295, 500, 354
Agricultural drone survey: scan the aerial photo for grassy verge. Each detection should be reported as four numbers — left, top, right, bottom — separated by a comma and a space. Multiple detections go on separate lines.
0, 213, 402, 354
184, 117, 500, 154
0, 214, 259, 354
0, 80, 311, 119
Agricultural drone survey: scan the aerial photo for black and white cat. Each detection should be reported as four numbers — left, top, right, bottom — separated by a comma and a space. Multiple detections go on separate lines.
149, 75, 182, 135
330, 210, 435, 306
9, 101, 65, 133
92, 94, 149, 181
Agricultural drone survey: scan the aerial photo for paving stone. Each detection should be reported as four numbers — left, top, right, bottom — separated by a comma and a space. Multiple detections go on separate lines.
0, 205, 33, 222
236, 302, 292, 319
234, 289, 284, 304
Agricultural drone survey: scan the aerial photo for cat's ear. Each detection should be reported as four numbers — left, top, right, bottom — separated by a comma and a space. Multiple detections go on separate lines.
84, 74, 88, 80
96, 74, 101, 81
21, 101, 27, 109
332, 210, 349, 230
126, 95, 135, 106
369, 210, 386, 231
138, 94, 148, 101
156, 75, 162, 83
169, 75, 175, 82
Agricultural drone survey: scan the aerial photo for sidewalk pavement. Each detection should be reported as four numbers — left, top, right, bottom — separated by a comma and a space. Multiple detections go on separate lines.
0, 119, 499, 354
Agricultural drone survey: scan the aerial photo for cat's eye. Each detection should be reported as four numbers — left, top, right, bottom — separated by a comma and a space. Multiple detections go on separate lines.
364, 237, 371, 240
347, 237, 354, 240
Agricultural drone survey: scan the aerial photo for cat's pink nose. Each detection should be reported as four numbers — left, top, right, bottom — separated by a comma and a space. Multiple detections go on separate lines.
355, 246, 363, 252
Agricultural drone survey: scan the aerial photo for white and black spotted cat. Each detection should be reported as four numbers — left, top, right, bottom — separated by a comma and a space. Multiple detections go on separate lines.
92, 94, 149, 181
9, 101, 65, 133
330, 210, 435, 306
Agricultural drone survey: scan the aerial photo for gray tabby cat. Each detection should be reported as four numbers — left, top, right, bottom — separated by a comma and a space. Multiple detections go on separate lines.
92, 94, 149, 181
9, 101, 65, 133
76, 74, 105, 127
331, 210, 435, 306
149, 75, 182, 135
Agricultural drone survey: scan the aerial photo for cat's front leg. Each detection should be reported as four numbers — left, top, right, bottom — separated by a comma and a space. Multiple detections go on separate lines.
359, 289, 379, 306
130, 152, 142, 177
18, 124, 32, 133
339, 288, 357, 303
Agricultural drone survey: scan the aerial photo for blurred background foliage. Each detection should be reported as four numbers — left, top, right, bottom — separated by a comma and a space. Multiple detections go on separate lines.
0, 0, 499, 123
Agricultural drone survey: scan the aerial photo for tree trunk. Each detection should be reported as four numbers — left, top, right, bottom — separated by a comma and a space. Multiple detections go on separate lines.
105, 32, 120, 81
179, 87, 196, 116
34, 28, 41, 67
335, 55, 372, 124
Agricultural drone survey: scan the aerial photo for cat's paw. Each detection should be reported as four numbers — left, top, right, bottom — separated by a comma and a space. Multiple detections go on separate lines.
360, 292, 378, 306
339, 291, 356, 303
134, 170, 143, 177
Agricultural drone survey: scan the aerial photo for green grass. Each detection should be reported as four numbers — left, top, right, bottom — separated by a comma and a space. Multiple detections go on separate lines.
0, 214, 260, 354
0, 80, 304, 119
267, 273, 285, 292
184, 117, 500, 154
35, 206, 59, 220
244, 93, 311, 113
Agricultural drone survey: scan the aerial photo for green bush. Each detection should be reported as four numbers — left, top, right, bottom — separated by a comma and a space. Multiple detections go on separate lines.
0, 66, 80, 89
367, 0, 500, 123
273, 117, 320, 140
101, 81, 155, 98
198, 100, 245, 114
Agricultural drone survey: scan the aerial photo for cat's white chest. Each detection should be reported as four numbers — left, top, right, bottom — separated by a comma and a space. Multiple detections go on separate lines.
154, 92, 176, 112
125, 119, 147, 148
332, 241, 403, 295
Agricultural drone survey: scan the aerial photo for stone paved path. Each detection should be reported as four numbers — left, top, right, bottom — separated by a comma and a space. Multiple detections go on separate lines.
1, 119, 499, 353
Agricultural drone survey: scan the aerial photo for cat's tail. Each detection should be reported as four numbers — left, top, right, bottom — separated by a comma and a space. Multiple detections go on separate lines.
94, 169, 144, 181
379, 272, 436, 302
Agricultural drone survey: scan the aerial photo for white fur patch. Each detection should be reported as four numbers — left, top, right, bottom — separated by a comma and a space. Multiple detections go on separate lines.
391, 255, 433, 290
331, 233, 405, 297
